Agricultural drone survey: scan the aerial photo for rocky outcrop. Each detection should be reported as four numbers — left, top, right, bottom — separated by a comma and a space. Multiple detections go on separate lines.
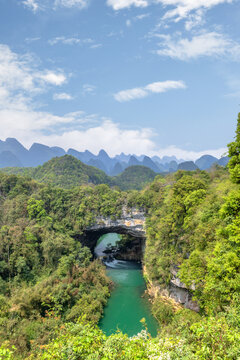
86, 207, 146, 238
169, 284, 199, 312
144, 266, 199, 312
115, 236, 144, 261
169, 267, 199, 311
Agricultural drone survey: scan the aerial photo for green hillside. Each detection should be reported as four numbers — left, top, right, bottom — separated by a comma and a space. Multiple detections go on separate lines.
2, 155, 112, 188
113, 165, 157, 190
2, 157, 157, 190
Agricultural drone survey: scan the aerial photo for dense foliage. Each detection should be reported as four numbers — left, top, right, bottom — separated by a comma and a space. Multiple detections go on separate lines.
140, 156, 240, 317
2, 156, 157, 191
0, 174, 129, 357
113, 166, 157, 190
228, 112, 240, 183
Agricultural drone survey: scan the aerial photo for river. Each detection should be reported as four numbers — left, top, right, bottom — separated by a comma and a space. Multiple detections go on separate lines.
95, 233, 158, 337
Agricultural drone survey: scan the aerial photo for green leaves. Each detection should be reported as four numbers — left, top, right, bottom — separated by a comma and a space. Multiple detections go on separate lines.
0, 342, 15, 360
228, 113, 240, 183
27, 198, 47, 221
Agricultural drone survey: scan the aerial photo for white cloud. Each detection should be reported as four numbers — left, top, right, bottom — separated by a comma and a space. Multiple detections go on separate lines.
126, 13, 149, 26
23, 0, 39, 12
155, 31, 240, 60
22, 0, 89, 12
25, 37, 41, 43
0, 44, 67, 105
48, 37, 81, 45
107, 0, 148, 10
114, 80, 186, 102
53, 92, 73, 100
135, 13, 150, 20
34, 120, 157, 156
157, 0, 234, 23
54, 0, 88, 8
107, 0, 234, 29
90, 44, 102, 49
0, 43, 69, 131
154, 145, 227, 161
145, 80, 186, 92
184, 9, 205, 30
82, 84, 96, 95
115, 88, 148, 102
48, 36, 94, 46
38, 72, 66, 86
107, 0, 233, 15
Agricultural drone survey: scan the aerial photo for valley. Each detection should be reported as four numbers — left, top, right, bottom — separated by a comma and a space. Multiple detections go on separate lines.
0, 116, 240, 359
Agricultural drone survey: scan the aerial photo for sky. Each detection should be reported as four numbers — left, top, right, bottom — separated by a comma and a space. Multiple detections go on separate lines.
0, 0, 240, 160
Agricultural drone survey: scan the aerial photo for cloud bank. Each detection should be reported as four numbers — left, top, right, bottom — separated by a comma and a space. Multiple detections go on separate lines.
107, 0, 234, 30
107, 0, 233, 16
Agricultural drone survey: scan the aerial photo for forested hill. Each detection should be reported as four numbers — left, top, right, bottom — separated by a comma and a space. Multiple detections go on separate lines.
1, 155, 158, 190
113, 165, 157, 190
1, 155, 111, 188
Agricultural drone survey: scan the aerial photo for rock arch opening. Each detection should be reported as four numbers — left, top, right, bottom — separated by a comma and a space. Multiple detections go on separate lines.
81, 227, 145, 262
74, 208, 146, 261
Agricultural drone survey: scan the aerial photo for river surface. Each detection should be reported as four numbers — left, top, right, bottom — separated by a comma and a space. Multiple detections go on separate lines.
95, 233, 158, 337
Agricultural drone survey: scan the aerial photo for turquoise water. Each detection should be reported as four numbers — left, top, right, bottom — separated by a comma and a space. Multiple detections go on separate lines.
95, 233, 158, 337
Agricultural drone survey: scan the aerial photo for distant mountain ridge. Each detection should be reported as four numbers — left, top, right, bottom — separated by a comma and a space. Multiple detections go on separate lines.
1, 155, 158, 190
0, 138, 229, 174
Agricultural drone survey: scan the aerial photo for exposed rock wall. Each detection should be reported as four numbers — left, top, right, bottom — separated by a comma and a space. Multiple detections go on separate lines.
144, 266, 199, 312
115, 237, 144, 261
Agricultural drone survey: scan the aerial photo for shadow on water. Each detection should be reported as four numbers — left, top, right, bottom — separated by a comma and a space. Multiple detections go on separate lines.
95, 233, 158, 337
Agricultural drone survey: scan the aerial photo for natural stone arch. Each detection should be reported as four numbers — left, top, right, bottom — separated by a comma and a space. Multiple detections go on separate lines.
78, 208, 146, 260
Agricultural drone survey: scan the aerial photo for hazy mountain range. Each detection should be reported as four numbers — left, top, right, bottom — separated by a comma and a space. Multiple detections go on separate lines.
0, 138, 229, 175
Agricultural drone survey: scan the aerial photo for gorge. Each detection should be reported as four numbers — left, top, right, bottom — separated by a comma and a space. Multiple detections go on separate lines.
79, 208, 199, 313
94, 233, 158, 337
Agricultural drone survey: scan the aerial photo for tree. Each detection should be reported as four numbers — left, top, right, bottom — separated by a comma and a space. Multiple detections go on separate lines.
228, 112, 240, 183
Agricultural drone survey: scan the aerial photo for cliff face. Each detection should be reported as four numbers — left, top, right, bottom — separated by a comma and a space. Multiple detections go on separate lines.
144, 266, 199, 312
115, 237, 144, 262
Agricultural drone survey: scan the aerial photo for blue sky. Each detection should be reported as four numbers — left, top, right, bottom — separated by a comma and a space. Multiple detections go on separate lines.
0, 0, 239, 159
